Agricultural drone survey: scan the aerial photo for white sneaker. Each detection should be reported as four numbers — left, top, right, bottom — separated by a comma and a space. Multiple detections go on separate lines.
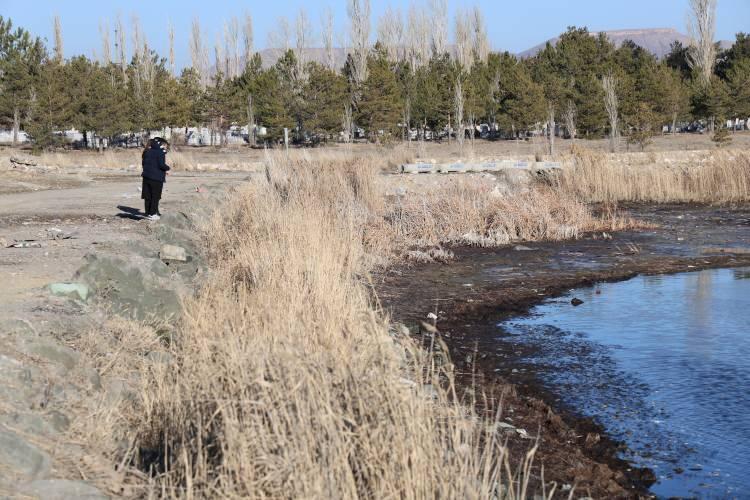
147, 214, 161, 221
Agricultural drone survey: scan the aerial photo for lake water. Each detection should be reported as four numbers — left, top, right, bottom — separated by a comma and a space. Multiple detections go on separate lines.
499, 267, 750, 499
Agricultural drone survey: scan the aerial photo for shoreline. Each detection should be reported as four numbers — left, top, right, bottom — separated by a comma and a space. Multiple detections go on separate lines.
377, 204, 750, 497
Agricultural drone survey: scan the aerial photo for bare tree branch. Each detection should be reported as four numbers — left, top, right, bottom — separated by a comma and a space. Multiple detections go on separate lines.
430, 0, 448, 57
322, 8, 336, 70
348, 0, 371, 85
99, 20, 111, 65
243, 12, 254, 69
687, 0, 717, 89
602, 72, 620, 153
53, 15, 64, 62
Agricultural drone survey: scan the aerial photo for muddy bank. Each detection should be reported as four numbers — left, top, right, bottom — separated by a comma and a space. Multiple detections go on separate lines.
377, 204, 750, 497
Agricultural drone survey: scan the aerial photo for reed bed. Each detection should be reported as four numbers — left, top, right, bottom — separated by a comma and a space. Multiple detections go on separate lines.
557, 147, 750, 204
73, 149, 648, 498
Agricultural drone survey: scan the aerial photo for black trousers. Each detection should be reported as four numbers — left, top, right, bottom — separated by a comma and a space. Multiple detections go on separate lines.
142, 178, 164, 216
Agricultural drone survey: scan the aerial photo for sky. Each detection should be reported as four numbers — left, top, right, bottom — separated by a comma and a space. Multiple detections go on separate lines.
1, 0, 748, 69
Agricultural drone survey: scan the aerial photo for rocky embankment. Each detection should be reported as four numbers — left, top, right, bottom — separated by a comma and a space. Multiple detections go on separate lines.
0, 209, 209, 499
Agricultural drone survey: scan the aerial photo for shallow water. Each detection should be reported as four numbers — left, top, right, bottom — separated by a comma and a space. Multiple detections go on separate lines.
498, 268, 750, 499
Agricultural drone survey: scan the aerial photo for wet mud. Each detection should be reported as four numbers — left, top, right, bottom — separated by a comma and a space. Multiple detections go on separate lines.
377, 204, 750, 498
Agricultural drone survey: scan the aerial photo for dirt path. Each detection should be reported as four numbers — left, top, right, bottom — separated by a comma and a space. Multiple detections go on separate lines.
0, 172, 248, 317
0, 171, 247, 498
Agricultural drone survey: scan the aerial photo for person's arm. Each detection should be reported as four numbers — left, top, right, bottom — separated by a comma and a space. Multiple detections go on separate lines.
158, 151, 171, 172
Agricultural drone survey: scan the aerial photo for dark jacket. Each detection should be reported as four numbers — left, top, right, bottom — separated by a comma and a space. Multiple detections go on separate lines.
141, 143, 170, 182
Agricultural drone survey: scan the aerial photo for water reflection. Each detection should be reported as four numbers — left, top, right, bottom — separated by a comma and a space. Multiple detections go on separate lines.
499, 267, 750, 499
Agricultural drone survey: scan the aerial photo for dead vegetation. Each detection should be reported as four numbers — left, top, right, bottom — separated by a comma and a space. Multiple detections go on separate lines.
68, 146, 738, 498
557, 146, 750, 203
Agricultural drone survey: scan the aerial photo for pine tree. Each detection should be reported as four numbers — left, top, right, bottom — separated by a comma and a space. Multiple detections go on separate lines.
303, 63, 347, 141
358, 48, 403, 141
0, 16, 45, 145
26, 60, 71, 150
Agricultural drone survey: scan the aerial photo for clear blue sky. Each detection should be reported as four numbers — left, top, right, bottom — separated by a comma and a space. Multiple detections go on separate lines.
1, 0, 748, 68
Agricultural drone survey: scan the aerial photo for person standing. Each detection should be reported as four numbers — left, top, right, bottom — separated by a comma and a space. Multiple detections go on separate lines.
141, 137, 171, 220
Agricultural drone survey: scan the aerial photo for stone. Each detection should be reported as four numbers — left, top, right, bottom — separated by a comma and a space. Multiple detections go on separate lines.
16, 338, 79, 372
74, 254, 182, 321
159, 244, 187, 262
17, 479, 108, 500
513, 245, 536, 251
159, 211, 194, 231
48, 282, 90, 301
571, 298, 584, 306
0, 429, 51, 480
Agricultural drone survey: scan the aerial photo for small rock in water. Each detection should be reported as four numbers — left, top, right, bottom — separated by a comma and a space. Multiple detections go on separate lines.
513, 245, 536, 251
571, 297, 584, 306
159, 244, 187, 262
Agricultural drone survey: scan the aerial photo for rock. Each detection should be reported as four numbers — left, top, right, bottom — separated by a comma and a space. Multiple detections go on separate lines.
16, 337, 79, 372
493, 422, 516, 432
0, 429, 51, 480
17, 479, 108, 500
512, 245, 536, 251
571, 298, 584, 306
48, 282, 90, 301
74, 254, 182, 321
159, 211, 194, 231
159, 244, 187, 262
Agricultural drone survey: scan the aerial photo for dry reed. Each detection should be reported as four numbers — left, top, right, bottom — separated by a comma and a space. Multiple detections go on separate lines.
72, 149, 648, 498
557, 146, 750, 204
94, 151, 550, 498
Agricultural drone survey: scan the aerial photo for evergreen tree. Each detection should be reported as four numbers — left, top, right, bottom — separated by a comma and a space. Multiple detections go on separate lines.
725, 56, 750, 120
358, 47, 402, 141
26, 60, 71, 149
303, 63, 347, 141
0, 16, 45, 145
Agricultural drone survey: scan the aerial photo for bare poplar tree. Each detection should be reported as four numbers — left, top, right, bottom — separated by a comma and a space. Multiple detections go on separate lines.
454, 77, 465, 151
225, 18, 240, 78
322, 8, 336, 70
377, 6, 403, 62
407, 5, 429, 69
53, 15, 64, 62
687, 0, 717, 89
247, 94, 255, 146
547, 103, 556, 156
454, 9, 473, 69
471, 6, 490, 64
168, 22, 176, 76
99, 20, 111, 64
295, 9, 311, 80
190, 18, 208, 86
268, 17, 291, 53
563, 100, 577, 140
602, 72, 620, 153
403, 96, 412, 143
115, 15, 127, 74
342, 103, 354, 143
214, 35, 224, 77
243, 12, 254, 69
347, 0, 371, 86
430, 0, 448, 57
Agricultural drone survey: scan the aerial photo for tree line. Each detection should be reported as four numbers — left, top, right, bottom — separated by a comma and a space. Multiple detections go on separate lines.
1, 2, 749, 152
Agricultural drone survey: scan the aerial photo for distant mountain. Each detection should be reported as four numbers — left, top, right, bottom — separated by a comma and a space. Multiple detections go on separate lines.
517, 28, 732, 59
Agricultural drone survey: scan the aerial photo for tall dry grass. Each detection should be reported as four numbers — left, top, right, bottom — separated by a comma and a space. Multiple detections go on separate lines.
71, 149, 643, 498
557, 146, 750, 203
93, 151, 552, 499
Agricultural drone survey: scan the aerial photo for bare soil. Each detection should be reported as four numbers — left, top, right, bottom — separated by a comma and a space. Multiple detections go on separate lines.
377, 204, 750, 498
